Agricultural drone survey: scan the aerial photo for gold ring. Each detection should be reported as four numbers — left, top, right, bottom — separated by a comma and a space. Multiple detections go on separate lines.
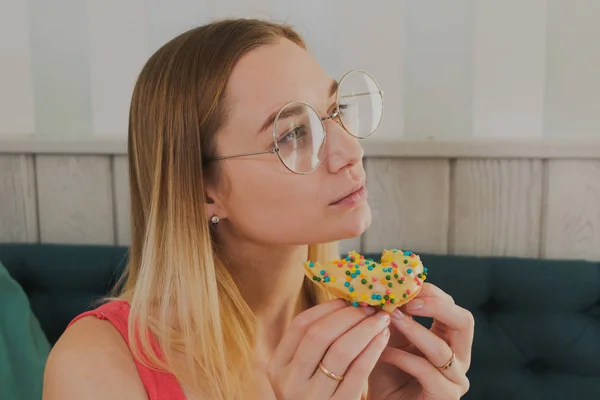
318, 362, 344, 381
436, 348, 456, 371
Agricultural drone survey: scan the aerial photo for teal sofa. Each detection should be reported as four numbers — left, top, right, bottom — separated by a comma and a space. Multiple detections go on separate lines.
1, 243, 599, 399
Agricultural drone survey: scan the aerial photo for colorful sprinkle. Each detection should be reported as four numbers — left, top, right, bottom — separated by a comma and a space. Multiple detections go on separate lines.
349, 287, 355, 292
385, 275, 391, 280
404, 260, 408, 264
361, 278, 367, 284
320, 269, 325, 275
352, 302, 359, 307
344, 282, 350, 287
309, 261, 314, 267
407, 268, 413, 274
388, 283, 393, 287
385, 289, 391, 295
403, 294, 408, 298
368, 285, 373, 289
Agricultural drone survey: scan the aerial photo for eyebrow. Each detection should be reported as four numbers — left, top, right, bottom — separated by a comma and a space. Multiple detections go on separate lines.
258, 79, 339, 134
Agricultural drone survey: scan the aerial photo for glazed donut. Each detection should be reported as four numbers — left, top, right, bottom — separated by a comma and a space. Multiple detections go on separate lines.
303, 249, 428, 313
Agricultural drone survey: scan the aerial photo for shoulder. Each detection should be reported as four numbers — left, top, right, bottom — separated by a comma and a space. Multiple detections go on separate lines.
43, 315, 148, 400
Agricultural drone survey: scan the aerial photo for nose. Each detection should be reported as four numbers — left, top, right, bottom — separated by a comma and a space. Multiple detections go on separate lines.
323, 119, 364, 173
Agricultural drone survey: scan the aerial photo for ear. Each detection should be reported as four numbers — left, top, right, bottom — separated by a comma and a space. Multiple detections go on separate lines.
204, 186, 227, 221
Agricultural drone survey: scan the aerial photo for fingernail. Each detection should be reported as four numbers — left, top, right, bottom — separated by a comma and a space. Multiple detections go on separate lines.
405, 299, 424, 311
376, 312, 390, 324
382, 327, 390, 337
363, 307, 376, 315
392, 309, 405, 320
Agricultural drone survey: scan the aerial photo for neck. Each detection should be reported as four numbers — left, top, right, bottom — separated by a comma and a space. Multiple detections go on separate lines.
219, 235, 311, 353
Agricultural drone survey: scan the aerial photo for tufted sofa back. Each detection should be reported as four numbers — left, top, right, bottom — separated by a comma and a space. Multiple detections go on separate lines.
1, 244, 599, 399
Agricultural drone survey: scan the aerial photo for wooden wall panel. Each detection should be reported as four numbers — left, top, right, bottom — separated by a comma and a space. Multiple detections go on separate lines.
340, 236, 362, 255
363, 158, 450, 254
36, 155, 114, 244
543, 160, 600, 261
1, 138, 600, 262
0, 155, 38, 242
113, 156, 131, 246
451, 159, 543, 257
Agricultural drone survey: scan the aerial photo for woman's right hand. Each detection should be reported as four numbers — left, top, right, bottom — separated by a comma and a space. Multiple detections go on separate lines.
267, 299, 391, 400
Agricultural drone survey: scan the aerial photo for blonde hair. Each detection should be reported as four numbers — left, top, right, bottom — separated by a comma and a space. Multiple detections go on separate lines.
115, 18, 339, 399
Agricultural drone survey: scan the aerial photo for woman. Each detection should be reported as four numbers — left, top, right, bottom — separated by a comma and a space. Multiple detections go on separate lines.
43, 18, 473, 400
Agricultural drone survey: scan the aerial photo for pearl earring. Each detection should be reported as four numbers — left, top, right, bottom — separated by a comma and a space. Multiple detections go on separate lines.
210, 215, 220, 224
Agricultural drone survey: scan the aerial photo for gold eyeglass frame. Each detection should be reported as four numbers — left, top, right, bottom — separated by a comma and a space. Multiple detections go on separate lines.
212, 69, 384, 175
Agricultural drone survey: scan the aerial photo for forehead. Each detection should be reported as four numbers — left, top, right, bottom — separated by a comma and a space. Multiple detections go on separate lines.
225, 38, 332, 126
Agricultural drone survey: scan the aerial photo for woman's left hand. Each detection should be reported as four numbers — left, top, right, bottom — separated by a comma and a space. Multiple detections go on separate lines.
368, 283, 474, 400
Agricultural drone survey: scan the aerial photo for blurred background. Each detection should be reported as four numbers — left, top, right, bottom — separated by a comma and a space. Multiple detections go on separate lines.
1, 0, 599, 258
1, 0, 599, 140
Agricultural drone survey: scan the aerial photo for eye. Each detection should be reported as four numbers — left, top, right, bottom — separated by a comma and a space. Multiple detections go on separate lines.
328, 103, 349, 119
276, 125, 308, 146
337, 103, 349, 116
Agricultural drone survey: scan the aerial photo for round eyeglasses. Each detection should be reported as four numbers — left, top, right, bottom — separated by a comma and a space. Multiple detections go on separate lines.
212, 70, 383, 174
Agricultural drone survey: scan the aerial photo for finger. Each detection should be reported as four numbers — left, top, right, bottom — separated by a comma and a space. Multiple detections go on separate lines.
380, 347, 468, 398
291, 306, 378, 379
270, 299, 348, 368
390, 309, 465, 384
414, 282, 454, 303
401, 297, 475, 360
331, 326, 391, 400
311, 312, 391, 398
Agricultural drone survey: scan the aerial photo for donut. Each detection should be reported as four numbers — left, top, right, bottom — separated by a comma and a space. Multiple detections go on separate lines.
303, 249, 427, 313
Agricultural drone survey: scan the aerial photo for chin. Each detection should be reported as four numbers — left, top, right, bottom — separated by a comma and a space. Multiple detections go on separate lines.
333, 202, 372, 240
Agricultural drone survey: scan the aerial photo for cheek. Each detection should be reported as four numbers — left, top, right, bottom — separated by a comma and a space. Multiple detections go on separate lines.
224, 166, 324, 242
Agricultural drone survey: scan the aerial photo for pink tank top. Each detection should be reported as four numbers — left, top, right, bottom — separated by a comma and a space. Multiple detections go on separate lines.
69, 300, 368, 400
68, 300, 186, 400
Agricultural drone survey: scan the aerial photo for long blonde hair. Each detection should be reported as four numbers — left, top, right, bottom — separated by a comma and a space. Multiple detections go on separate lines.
117, 18, 338, 399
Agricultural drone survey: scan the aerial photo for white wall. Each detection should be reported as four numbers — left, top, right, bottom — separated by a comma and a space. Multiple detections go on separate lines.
1, 0, 599, 140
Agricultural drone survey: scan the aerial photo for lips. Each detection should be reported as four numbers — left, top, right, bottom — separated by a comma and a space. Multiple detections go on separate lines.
331, 179, 367, 205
